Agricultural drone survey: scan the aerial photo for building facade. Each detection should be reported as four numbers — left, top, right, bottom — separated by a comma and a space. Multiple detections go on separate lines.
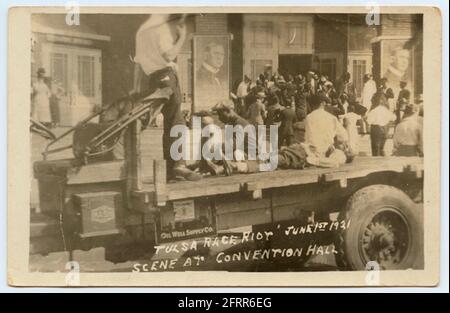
31, 13, 423, 125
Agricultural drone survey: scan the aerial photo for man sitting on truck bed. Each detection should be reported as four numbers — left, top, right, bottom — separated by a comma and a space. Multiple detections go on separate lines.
305, 92, 349, 157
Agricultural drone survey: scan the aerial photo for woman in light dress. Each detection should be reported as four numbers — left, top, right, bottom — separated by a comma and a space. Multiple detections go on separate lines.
31, 68, 52, 125
361, 73, 377, 134
343, 104, 361, 156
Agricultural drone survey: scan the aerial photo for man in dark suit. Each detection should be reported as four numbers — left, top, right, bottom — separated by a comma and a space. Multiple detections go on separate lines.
278, 104, 298, 148
396, 81, 411, 123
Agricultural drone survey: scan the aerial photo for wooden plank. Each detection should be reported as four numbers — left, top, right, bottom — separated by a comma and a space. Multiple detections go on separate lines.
216, 198, 271, 215
145, 157, 423, 202
164, 177, 243, 201
321, 162, 408, 183
216, 208, 271, 230
271, 183, 345, 208
129, 120, 143, 191
272, 203, 301, 222
154, 160, 167, 206
246, 170, 321, 190
246, 182, 262, 199
66, 160, 125, 184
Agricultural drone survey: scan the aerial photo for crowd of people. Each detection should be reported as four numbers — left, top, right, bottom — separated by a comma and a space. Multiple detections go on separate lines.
30, 14, 423, 183
230, 66, 423, 159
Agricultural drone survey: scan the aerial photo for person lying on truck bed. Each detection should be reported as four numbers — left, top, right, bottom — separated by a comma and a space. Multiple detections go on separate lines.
194, 99, 354, 175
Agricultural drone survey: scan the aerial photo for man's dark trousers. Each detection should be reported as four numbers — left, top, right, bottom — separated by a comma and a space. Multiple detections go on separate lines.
370, 125, 387, 156
146, 67, 186, 174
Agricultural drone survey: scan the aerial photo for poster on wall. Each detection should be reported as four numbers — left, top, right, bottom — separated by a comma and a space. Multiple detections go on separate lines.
381, 39, 414, 98
193, 34, 230, 112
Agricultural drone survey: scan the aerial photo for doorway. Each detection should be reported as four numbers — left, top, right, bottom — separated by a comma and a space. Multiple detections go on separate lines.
278, 54, 312, 78
347, 54, 373, 98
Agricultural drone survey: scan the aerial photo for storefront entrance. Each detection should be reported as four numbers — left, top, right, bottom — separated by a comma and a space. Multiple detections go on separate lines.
278, 54, 312, 78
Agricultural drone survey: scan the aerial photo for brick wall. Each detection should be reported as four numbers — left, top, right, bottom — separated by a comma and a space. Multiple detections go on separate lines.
195, 14, 228, 34
378, 14, 420, 37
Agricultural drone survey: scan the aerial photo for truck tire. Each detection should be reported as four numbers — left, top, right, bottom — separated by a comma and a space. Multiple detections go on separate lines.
334, 184, 423, 271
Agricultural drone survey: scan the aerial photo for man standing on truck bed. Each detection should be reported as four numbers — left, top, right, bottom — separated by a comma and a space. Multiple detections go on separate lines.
132, 14, 201, 181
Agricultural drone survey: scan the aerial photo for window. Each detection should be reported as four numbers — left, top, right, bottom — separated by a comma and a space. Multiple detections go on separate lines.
251, 59, 272, 81
286, 22, 308, 48
319, 58, 337, 82
352, 59, 367, 97
50, 52, 68, 92
77, 55, 96, 97
251, 22, 273, 48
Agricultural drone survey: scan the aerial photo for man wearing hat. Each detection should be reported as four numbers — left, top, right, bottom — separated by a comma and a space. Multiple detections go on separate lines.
247, 92, 266, 127
392, 103, 423, 157
395, 81, 411, 123
235, 75, 251, 117
366, 94, 396, 156
338, 72, 356, 104
306, 71, 317, 95
132, 14, 201, 181
278, 101, 297, 148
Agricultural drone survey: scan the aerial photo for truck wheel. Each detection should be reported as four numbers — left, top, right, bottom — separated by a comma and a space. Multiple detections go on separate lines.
334, 184, 422, 271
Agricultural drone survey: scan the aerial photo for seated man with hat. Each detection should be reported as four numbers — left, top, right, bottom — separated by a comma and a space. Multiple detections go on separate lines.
247, 92, 267, 127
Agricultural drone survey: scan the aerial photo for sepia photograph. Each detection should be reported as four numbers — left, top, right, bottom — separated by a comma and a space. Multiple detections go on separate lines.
7, 5, 442, 287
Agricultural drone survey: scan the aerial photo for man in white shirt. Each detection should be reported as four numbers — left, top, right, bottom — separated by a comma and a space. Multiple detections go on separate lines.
133, 14, 201, 181
362, 73, 377, 110
393, 104, 423, 156
305, 93, 348, 156
235, 75, 250, 117
236, 76, 250, 98
366, 101, 396, 156
304, 93, 349, 167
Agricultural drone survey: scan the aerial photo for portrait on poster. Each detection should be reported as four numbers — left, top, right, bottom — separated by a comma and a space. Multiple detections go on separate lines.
381, 39, 414, 97
193, 35, 230, 112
